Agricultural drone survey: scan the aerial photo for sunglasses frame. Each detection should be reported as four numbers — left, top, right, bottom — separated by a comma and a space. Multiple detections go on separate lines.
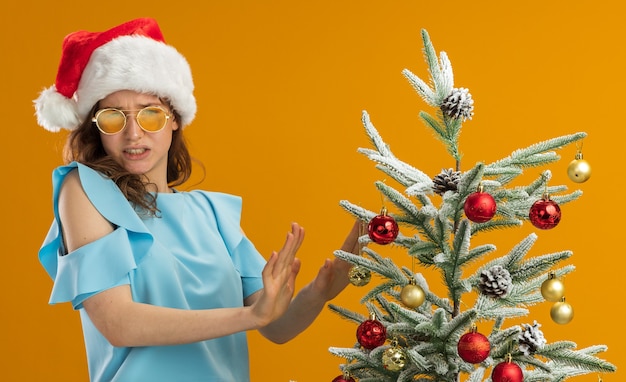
92, 105, 173, 135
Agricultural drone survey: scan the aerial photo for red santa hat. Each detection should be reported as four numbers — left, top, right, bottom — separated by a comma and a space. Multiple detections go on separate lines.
34, 18, 196, 132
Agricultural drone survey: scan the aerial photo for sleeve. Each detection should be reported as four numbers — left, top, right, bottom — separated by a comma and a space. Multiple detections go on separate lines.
38, 162, 154, 309
199, 191, 267, 298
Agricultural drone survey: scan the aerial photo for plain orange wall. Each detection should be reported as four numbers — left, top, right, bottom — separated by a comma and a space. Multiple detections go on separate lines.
1, 1, 622, 381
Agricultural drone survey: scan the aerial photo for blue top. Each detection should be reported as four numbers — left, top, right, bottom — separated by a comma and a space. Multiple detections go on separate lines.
39, 162, 267, 382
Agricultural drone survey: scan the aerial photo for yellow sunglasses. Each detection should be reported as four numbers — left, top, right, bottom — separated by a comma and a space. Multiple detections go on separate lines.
92, 106, 172, 135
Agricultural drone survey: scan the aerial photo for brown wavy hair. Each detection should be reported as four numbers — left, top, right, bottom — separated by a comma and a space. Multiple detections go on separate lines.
63, 101, 192, 216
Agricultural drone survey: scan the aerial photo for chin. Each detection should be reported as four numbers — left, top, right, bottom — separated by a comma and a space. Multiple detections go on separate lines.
121, 163, 152, 176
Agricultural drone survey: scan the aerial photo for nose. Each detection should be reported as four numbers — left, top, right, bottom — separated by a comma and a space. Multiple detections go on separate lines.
123, 113, 144, 139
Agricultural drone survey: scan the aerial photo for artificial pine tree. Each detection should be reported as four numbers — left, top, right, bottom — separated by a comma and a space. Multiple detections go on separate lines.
328, 29, 616, 382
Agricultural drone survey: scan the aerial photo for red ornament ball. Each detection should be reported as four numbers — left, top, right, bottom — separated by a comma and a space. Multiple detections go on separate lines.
464, 191, 497, 223
332, 374, 356, 382
529, 198, 561, 230
368, 213, 399, 245
356, 318, 387, 349
457, 331, 491, 363
492, 359, 524, 382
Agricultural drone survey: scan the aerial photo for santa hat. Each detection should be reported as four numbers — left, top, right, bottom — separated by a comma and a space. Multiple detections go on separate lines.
34, 18, 196, 132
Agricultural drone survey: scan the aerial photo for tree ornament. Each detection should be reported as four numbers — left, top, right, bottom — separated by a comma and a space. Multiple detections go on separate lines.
441, 87, 474, 121
518, 321, 547, 356
457, 324, 491, 363
567, 148, 591, 183
432, 168, 461, 195
367, 207, 399, 244
541, 272, 565, 302
331, 371, 356, 382
382, 340, 407, 372
348, 265, 371, 287
356, 313, 387, 349
464, 184, 497, 223
400, 280, 425, 308
529, 193, 561, 230
551, 297, 574, 325
492, 354, 524, 382
478, 265, 512, 298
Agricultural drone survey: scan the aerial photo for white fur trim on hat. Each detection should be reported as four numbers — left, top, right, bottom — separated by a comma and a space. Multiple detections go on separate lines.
76, 35, 196, 128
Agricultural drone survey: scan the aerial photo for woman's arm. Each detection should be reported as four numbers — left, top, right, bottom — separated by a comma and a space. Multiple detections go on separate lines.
59, 170, 304, 347
82, 285, 263, 347
253, 220, 361, 344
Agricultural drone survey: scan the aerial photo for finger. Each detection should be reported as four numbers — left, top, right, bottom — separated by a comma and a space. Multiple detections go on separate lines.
290, 222, 305, 253
318, 259, 331, 278
262, 251, 279, 279
277, 223, 304, 266
273, 232, 295, 272
340, 219, 362, 253
291, 257, 302, 275
287, 258, 302, 289
311, 259, 333, 292
351, 239, 360, 255
262, 252, 285, 298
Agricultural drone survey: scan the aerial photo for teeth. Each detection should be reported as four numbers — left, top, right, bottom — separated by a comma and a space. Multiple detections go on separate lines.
126, 148, 146, 155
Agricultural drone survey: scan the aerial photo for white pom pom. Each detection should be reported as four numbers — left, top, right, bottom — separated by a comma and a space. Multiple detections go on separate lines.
34, 86, 80, 132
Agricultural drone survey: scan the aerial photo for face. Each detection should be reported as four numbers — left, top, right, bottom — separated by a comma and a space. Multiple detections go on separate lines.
97, 90, 179, 189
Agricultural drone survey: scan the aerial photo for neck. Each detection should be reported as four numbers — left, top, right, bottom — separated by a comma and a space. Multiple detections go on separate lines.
142, 176, 171, 194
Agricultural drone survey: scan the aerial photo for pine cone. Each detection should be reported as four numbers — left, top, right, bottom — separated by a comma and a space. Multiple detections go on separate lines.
432, 168, 461, 195
440, 87, 474, 121
478, 265, 512, 298
518, 321, 547, 355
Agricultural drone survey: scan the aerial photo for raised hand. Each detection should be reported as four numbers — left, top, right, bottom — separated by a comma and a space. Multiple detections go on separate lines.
309, 219, 362, 302
249, 223, 305, 327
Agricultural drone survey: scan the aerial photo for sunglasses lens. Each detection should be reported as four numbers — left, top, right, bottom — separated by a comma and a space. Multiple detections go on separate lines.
137, 107, 168, 132
96, 109, 126, 134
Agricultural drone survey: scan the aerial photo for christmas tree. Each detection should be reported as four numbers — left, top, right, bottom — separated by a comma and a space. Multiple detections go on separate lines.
328, 29, 616, 382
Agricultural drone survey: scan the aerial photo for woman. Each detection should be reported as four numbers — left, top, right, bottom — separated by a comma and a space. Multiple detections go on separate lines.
36, 18, 359, 381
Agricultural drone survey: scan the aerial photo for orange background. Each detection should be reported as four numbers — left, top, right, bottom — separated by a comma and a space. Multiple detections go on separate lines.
1, 1, 622, 381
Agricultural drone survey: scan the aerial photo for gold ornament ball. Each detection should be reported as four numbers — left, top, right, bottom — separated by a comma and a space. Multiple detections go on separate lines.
551, 300, 574, 324
382, 347, 407, 371
400, 283, 425, 308
567, 158, 591, 183
541, 277, 565, 302
348, 265, 371, 287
